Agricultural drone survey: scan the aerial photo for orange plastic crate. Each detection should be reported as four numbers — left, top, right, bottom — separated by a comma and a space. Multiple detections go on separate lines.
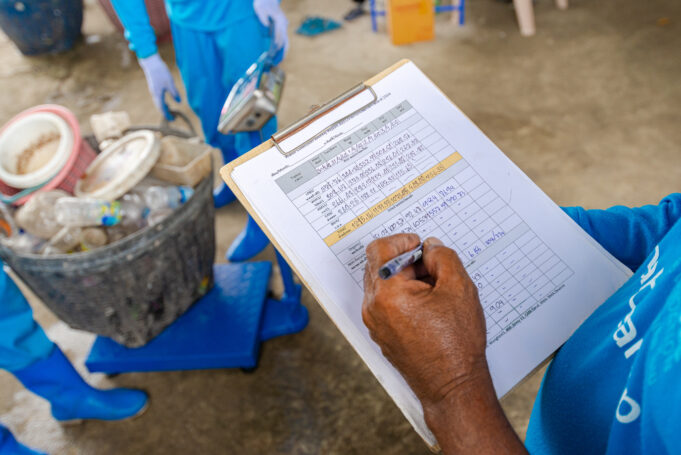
387, 0, 435, 45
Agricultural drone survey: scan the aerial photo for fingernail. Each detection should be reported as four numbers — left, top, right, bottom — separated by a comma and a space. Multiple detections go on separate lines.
426, 237, 443, 246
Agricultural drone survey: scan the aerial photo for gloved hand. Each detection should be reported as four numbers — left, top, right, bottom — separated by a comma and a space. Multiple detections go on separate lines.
253, 0, 289, 56
138, 53, 181, 121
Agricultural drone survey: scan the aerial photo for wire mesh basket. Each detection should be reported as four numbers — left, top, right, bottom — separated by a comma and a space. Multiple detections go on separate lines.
0, 175, 215, 348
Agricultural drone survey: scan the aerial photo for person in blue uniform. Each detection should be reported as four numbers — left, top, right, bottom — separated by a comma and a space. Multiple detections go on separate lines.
0, 267, 148, 455
110, 0, 289, 262
362, 194, 681, 454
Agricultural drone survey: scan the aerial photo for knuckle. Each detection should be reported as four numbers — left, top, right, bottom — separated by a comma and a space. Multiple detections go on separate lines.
435, 245, 459, 263
427, 243, 449, 258
402, 232, 421, 244
372, 290, 395, 313
423, 236, 442, 248
450, 279, 466, 296
361, 304, 372, 327
365, 238, 381, 256
367, 233, 420, 259
366, 238, 390, 261
468, 281, 480, 300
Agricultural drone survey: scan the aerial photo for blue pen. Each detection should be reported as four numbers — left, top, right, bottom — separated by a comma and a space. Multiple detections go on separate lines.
378, 243, 424, 280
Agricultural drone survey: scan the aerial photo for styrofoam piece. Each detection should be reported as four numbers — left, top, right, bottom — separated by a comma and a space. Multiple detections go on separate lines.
75, 130, 160, 201
89, 111, 131, 143
151, 136, 214, 187
0, 112, 74, 189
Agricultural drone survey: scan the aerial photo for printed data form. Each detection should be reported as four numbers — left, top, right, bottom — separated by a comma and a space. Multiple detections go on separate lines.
228, 61, 632, 446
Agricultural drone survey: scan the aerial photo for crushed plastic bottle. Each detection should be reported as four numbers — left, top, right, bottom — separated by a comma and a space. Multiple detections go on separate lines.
147, 208, 174, 227
15, 190, 69, 239
54, 197, 145, 228
105, 224, 130, 244
81, 227, 108, 251
0, 232, 45, 254
40, 226, 109, 256
48, 226, 82, 253
119, 192, 148, 230
142, 185, 194, 211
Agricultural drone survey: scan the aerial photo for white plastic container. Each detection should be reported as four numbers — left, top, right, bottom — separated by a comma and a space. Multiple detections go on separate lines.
0, 112, 74, 189
75, 130, 160, 201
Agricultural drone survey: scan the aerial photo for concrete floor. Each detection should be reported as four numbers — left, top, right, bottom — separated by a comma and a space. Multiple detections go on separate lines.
1, 0, 680, 453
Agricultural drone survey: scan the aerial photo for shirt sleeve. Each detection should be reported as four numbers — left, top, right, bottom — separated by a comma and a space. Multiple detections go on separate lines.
110, 0, 158, 59
561, 193, 681, 271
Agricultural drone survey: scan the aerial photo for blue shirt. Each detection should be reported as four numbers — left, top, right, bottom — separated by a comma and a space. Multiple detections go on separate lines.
526, 194, 681, 454
110, 0, 256, 58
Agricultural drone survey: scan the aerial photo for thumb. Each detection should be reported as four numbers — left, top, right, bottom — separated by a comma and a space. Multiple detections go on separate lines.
253, 7, 268, 26
275, 19, 288, 49
169, 79, 181, 103
421, 237, 465, 289
159, 89, 174, 121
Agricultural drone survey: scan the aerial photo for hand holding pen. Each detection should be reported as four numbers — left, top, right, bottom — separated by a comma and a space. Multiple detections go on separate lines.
378, 243, 424, 279
362, 234, 495, 455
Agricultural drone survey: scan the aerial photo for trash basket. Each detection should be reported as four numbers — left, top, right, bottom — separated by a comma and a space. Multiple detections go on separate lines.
0, 0, 83, 55
0, 175, 215, 348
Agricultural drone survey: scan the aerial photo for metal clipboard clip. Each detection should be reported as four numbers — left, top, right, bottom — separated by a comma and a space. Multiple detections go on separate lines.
271, 83, 378, 157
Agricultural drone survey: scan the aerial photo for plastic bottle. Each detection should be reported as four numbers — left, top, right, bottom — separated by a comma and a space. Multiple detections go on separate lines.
54, 197, 145, 228
15, 190, 69, 239
40, 226, 109, 255
48, 226, 82, 252
142, 185, 194, 211
147, 208, 174, 227
119, 192, 148, 230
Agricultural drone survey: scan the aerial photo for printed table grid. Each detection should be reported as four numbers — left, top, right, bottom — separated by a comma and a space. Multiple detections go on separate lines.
477, 233, 574, 346
287, 103, 463, 245
277, 100, 574, 347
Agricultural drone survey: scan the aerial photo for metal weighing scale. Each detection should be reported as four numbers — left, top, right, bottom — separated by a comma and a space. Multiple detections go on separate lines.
218, 21, 284, 136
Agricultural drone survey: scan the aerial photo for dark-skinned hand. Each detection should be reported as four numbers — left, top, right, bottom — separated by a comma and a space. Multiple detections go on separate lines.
362, 234, 527, 454
362, 234, 488, 410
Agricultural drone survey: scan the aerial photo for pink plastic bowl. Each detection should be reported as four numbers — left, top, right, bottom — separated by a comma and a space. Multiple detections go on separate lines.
0, 105, 97, 206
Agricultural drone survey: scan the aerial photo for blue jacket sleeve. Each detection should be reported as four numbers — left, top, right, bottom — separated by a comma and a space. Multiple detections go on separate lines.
562, 193, 681, 271
110, 0, 158, 59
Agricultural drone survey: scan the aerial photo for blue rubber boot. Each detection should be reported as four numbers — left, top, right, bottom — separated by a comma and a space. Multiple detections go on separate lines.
0, 424, 46, 455
213, 182, 237, 208
226, 216, 270, 262
11, 347, 148, 423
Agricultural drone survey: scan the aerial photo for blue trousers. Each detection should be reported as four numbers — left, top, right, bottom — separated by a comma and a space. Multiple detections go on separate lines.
0, 267, 53, 372
170, 14, 278, 163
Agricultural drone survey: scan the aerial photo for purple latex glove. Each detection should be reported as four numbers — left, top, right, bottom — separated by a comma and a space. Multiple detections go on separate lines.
253, 0, 289, 56
138, 53, 181, 120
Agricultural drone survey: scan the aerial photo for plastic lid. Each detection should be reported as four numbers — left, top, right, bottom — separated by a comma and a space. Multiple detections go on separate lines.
75, 130, 160, 201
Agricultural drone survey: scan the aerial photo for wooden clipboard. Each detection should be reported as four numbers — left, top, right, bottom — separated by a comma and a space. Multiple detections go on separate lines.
219, 59, 411, 290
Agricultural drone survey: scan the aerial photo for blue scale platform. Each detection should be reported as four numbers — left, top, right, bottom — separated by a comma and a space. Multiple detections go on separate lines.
85, 262, 308, 374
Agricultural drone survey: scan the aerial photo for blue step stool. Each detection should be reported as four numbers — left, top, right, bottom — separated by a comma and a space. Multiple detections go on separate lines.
85, 258, 308, 374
